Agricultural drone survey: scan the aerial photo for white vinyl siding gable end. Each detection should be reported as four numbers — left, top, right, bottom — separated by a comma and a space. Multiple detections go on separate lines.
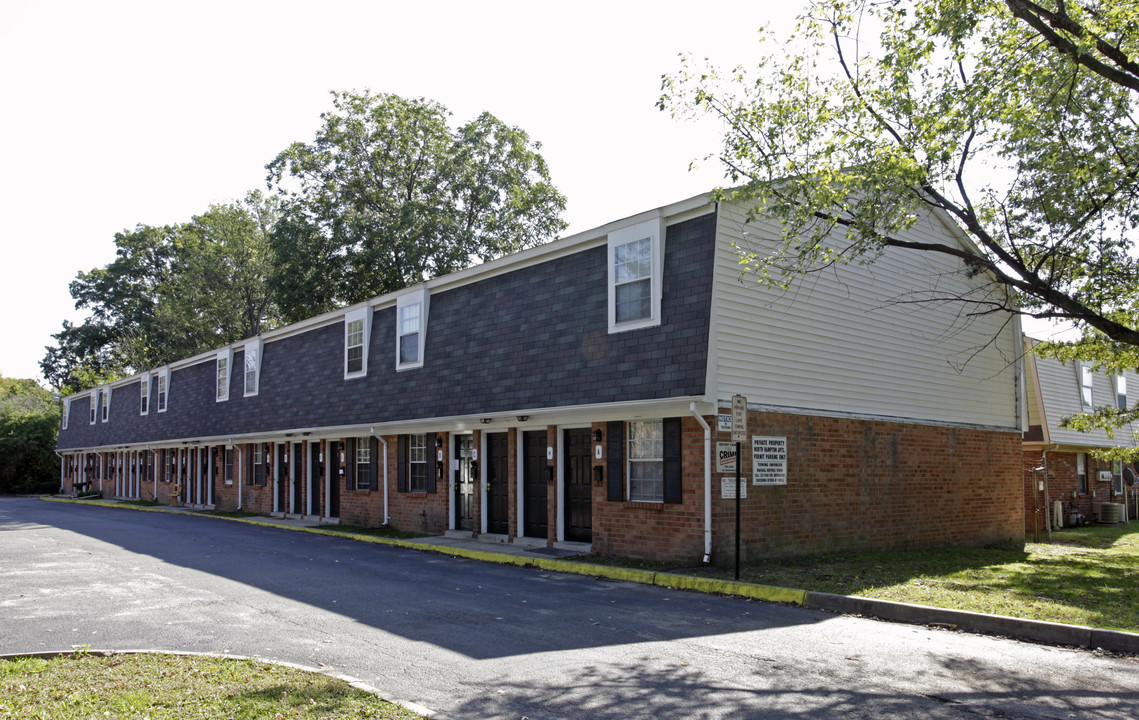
1025, 346, 1138, 449
708, 201, 1020, 429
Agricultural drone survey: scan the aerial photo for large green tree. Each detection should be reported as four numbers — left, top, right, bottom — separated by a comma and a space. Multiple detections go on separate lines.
661, 0, 1139, 435
0, 375, 60, 494
266, 90, 567, 321
42, 192, 281, 393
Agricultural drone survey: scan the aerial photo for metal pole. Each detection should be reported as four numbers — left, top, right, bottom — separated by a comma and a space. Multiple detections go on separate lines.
735, 440, 741, 581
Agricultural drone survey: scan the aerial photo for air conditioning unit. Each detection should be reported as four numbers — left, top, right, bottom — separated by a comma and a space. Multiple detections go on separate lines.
1093, 502, 1125, 524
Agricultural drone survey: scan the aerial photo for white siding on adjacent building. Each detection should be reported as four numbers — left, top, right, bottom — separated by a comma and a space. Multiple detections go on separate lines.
1025, 344, 1138, 449
709, 201, 1020, 428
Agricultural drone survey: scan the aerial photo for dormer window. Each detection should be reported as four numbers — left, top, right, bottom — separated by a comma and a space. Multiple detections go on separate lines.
216, 349, 232, 402
157, 368, 169, 412
344, 306, 371, 379
396, 289, 428, 371
62, 399, 69, 430
608, 216, 664, 333
100, 387, 111, 423
244, 340, 262, 396
1078, 364, 1093, 409
139, 375, 150, 415
89, 394, 97, 424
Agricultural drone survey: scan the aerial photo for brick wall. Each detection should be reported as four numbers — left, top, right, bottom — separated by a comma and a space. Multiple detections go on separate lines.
1022, 449, 1122, 535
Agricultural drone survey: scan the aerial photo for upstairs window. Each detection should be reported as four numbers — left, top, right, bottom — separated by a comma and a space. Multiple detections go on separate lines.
344, 307, 371, 379
100, 387, 110, 423
244, 340, 262, 397
139, 375, 149, 416
1114, 375, 1127, 411
395, 289, 428, 370
89, 394, 97, 424
62, 399, 69, 430
608, 217, 664, 333
1078, 364, 1093, 409
216, 350, 231, 402
157, 368, 169, 413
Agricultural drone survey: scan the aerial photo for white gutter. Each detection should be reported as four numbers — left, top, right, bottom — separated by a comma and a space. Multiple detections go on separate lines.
370, 427, 389, 525
691, 403, 712, 564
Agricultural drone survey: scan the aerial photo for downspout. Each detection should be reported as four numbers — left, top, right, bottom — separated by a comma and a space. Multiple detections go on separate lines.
370, 427, 389, 525
691, 403, 712, 564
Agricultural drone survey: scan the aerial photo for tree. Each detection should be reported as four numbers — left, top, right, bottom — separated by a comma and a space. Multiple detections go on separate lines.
0, 375, 60, 494
42, 192, 282, 393
266, 90, 567, 322
660, 0, 1139, 437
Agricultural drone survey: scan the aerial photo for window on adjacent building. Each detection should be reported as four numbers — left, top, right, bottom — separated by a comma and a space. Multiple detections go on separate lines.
157, 369, 169, 413
1113, 459, 1124, 495
395, 290, 428, 370
627, 420, 664, 502
139, 376, 149, 415
244, 340, 262, 396
409, 433, 428, 492
216, 351, 230, 402
1078, 364, 1093, 409
100, 387, 110, 423
355, 437, 371, 491
608, 217, 664, 333
1077, 453, 1088, 495
1114, 375, 1127, 411
344, 307, 370, 379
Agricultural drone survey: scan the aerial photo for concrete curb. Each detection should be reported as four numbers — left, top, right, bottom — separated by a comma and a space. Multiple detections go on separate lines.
39, 496, 1139, 655
0, 648, 442, 718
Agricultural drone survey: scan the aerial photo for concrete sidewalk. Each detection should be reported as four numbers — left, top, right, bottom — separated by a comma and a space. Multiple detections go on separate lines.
42, 496, 1139, 656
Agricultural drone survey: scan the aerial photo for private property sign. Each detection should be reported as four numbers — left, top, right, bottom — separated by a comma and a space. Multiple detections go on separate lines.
752, 436, 788, 485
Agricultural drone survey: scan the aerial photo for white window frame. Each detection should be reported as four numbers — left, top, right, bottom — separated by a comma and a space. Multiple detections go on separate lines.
1078, 364, 1093, 409
62, 399, 69, 430
1113, 459, 1124, 495
409, 433, 428, 492
100, 387, 111, 423
224, 448, 234, 486
1077, 452, 1087, 494
89, 393, 97, 424
356, 437, 371, 491
344, 306, 371, 379
216, 349, 232, 402
396, 289, 429, 371
627, 419, 664, 502
244, 339, 263, 397
607, 216, 665, 334
157, 368, 169, 413
1113, 375, 1127, 411
139, 374, 150, 416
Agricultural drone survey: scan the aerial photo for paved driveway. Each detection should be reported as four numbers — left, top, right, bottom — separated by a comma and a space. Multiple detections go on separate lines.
2, 497, 1137, 719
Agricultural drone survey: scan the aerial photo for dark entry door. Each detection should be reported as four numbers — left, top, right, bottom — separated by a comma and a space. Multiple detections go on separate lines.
455, 435, 474, 531
522, 431, 548, 539
487, 433, 510, 535
276, 444, 288, 513
327, 441, 341, 517
564, 428, 593, 543
292, 442, 303, 514
309, 443, 322, 518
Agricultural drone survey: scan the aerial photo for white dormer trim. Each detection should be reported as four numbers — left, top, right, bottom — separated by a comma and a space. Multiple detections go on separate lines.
244, 339, 263, 397
607, 215, 665, 334
344, 305, 372, 380
139, 373, 150, 416
396, 288, 429, 371
157, 367, 170, 413
100, 386, 111, 423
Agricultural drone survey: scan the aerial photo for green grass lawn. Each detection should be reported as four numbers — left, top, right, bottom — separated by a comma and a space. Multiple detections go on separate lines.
0, 652, 422, 720
580, 523, 1139, 633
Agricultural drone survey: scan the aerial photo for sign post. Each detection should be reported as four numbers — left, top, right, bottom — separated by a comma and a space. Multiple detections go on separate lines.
731, 395, 747, 580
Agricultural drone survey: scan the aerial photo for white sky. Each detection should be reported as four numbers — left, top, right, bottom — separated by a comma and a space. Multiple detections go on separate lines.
1, 0, 809, 386
0, 0, 1064, 387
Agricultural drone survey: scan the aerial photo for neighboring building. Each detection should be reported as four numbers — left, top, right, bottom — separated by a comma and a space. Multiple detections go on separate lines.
1022, 337, 1138, 536
57, 193, 1026, 563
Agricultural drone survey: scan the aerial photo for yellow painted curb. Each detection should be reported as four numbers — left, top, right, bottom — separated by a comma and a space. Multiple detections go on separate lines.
653, 572, 806, 604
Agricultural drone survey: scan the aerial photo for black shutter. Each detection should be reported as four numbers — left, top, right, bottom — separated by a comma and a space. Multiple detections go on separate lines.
345, 438, 356, 490
663, 417, 683, 503
426, 433, 437, 493
246, 446, 253, 486
607, 421, 624, 501
397, 435, 408, 492
369, 436, 379, 491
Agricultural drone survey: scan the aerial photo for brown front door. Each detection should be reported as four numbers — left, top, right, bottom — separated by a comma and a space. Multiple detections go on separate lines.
564, 428, 592, 543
